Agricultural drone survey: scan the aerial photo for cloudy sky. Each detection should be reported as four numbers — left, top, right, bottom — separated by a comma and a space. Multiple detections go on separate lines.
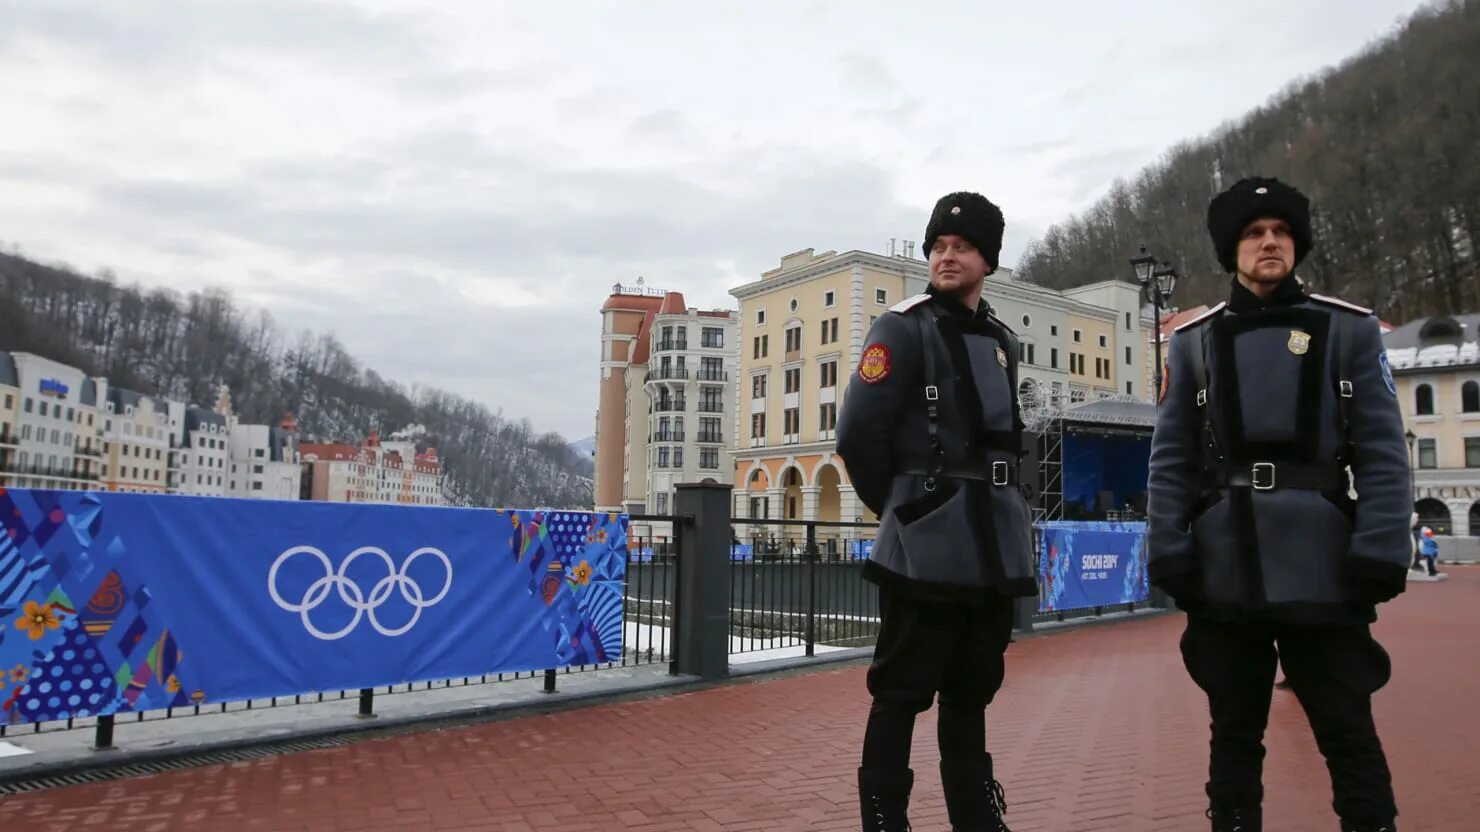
0, 0, 1428, 439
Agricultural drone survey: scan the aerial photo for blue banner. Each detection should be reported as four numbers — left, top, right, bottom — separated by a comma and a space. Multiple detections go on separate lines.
1037, 521, 1148, 612
0, 489, 626, 725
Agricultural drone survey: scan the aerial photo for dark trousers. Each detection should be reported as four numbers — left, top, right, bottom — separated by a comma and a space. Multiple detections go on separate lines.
1180, 615, 1397, 823
862, 586, 1015, 770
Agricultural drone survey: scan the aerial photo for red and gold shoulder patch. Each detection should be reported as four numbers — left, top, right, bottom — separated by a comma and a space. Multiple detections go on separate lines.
1158, 362, 1171, 404
858, 344, 892, 384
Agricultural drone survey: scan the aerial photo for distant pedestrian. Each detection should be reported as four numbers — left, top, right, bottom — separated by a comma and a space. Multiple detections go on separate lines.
1417, 527, 1445, 580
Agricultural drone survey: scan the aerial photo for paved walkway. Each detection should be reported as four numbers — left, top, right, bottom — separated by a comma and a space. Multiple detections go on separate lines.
2, 568, 1477, 831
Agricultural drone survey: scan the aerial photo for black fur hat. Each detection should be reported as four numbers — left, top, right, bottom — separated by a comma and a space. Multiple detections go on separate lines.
924, 191, 1005, 271
1206, 177, 1313, 273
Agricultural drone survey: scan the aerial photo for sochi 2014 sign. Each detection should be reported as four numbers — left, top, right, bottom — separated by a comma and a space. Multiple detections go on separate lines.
0, 489, 627, 725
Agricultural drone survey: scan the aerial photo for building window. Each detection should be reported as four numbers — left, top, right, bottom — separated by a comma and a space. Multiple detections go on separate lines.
751, 413, 766, 439
752, 374, 767, 398
1463, 381, 1479, 413
1051, 348, 1060, 370
789, 298, 799, 313
702, 327, 725, 349
1050, 325, 1059, 336
700, 448, 720, 469
1418, 438, 1437, 469
1022, 314, 1032, 328
1073, 329, 1082, 343
824, 290, 836, 308
785, 368, 801, 394
820, 317, 839, 345
1416, 384, 1435, 416
756, 309, 766, 325
875, 288, 888, 305
820, 361, 838, 388
784, 407, 800, 441
1125, 346, 1133, 365
1126, 381, 1134, 396
1023, 343, 1036, 366
1125, 312, 1132, 330
1098, 334, 1108, 348
672, 448, 683, 468
785, 326, 802, 353
819, 403, 837, 431
252, 482, 263, 491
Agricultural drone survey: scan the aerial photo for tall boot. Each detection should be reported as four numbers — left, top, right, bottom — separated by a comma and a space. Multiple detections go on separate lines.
858, 767, 913, 832
1340, 820, 1396, 832
1205, 804, 1261, 832
939, 754, 1010, 831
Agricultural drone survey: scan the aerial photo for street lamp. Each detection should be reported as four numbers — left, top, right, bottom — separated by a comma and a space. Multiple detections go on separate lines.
1404, 429, 1417, 502
1130, 246, 1179, 404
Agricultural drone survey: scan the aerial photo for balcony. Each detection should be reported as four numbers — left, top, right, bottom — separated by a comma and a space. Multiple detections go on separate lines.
654, 339, 689, 353
700, 337, 725, 350
697, 432, 724, 444
647, 367, 690, 382
696, 370, 729, 383
697, 401, 725, 414
652, 400, 688, 413
652, 432, 686, 443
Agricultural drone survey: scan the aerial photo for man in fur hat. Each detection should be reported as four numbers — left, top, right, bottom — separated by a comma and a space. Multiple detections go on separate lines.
837, 191, 1036, 832
1148, 177, 1411, 831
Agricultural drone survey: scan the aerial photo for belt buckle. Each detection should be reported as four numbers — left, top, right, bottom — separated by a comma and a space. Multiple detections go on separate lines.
991, 461, 1009, 487
1251, 462, 1276, 490
925, 385, 939, 401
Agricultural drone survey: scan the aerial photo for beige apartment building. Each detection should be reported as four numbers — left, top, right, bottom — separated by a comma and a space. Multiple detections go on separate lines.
300, 429, 443, 506
1383, 313, 1480, 541
100, 386, 172, 494
726, 247, 1159, 532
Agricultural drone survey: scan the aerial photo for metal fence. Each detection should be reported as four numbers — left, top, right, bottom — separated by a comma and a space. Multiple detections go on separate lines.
728, 518, 882, 659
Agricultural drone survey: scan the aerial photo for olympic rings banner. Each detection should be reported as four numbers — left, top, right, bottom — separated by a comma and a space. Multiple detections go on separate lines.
0, 489, 627, 725
1037, 521, 1148, 612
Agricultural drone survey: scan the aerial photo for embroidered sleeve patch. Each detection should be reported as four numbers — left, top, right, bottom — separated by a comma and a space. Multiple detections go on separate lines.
1380, 352, 1397, 396
858, 343, 892, 384
1158, 362, 1171, 405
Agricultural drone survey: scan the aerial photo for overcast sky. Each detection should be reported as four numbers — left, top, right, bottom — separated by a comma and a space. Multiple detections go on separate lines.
0, 0, 1430, 439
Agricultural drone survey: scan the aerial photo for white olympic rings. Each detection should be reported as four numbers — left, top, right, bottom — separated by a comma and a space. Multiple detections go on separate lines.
267, 545, 453, 640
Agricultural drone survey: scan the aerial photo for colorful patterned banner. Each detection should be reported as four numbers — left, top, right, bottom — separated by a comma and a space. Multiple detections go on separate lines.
0, 489, 626, 725
1037, 521, 1148, 612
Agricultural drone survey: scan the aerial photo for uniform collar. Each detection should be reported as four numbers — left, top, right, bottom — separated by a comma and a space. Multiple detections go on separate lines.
926, 284, 992, 324
1227, 274, 1305, 312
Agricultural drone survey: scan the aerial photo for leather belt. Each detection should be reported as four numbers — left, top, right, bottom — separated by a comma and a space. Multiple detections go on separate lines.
1213, 462, 1347, 491
900, 458, 1019, 487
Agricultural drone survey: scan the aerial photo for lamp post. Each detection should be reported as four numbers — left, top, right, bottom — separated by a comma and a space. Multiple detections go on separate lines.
1131, 246, 1179, 404
1404, 429, 1417, 503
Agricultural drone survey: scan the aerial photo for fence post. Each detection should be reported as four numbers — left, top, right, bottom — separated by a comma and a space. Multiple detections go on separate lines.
674, 482, 733, 680
805, 523, 818, 657
357, 687, 376, 718
543, 668, 557, 694
92, 714, 116, 750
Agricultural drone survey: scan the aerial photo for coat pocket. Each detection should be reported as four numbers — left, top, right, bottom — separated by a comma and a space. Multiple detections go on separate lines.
1190, 493, 1243, 604
892, 482, 983, 585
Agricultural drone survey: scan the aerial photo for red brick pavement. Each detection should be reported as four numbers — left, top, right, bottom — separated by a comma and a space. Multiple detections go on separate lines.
3, 568, 1477, 831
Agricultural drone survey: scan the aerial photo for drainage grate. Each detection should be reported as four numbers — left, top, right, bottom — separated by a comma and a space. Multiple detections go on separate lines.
0, 734, 362, 794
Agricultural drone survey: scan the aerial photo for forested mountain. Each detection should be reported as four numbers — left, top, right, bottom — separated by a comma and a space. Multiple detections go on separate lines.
0, 250, 594, 509
1016, 0, 1480, 321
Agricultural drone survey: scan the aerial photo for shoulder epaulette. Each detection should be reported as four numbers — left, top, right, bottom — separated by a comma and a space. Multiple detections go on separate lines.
1309, 293, 1373, 316
888, 293, 931, 314
1173, 302, 1227, 333
986, 311, 1016, 336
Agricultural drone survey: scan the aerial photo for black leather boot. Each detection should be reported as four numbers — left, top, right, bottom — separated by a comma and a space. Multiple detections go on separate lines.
858, 767, 913, 832
940, 754, 1010, 831
1206, 804, 1261, 832
1340, 820, 1396, 832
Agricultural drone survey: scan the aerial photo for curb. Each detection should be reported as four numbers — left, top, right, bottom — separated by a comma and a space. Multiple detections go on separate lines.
0, 605, 1172, 789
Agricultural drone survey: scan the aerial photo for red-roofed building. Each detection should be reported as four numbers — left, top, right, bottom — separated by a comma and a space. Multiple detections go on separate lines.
300, 428, 444, 506
595, 282, 739, 514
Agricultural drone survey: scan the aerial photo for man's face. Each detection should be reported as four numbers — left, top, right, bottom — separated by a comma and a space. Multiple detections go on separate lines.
1235, 217, 1295, 285
928, 234, 990, 297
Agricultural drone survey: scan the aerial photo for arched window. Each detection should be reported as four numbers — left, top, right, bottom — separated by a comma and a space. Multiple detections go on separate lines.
1462, 380, 1479, 413
1415, 383, 1435, 416
1415, 498, 1452, 536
